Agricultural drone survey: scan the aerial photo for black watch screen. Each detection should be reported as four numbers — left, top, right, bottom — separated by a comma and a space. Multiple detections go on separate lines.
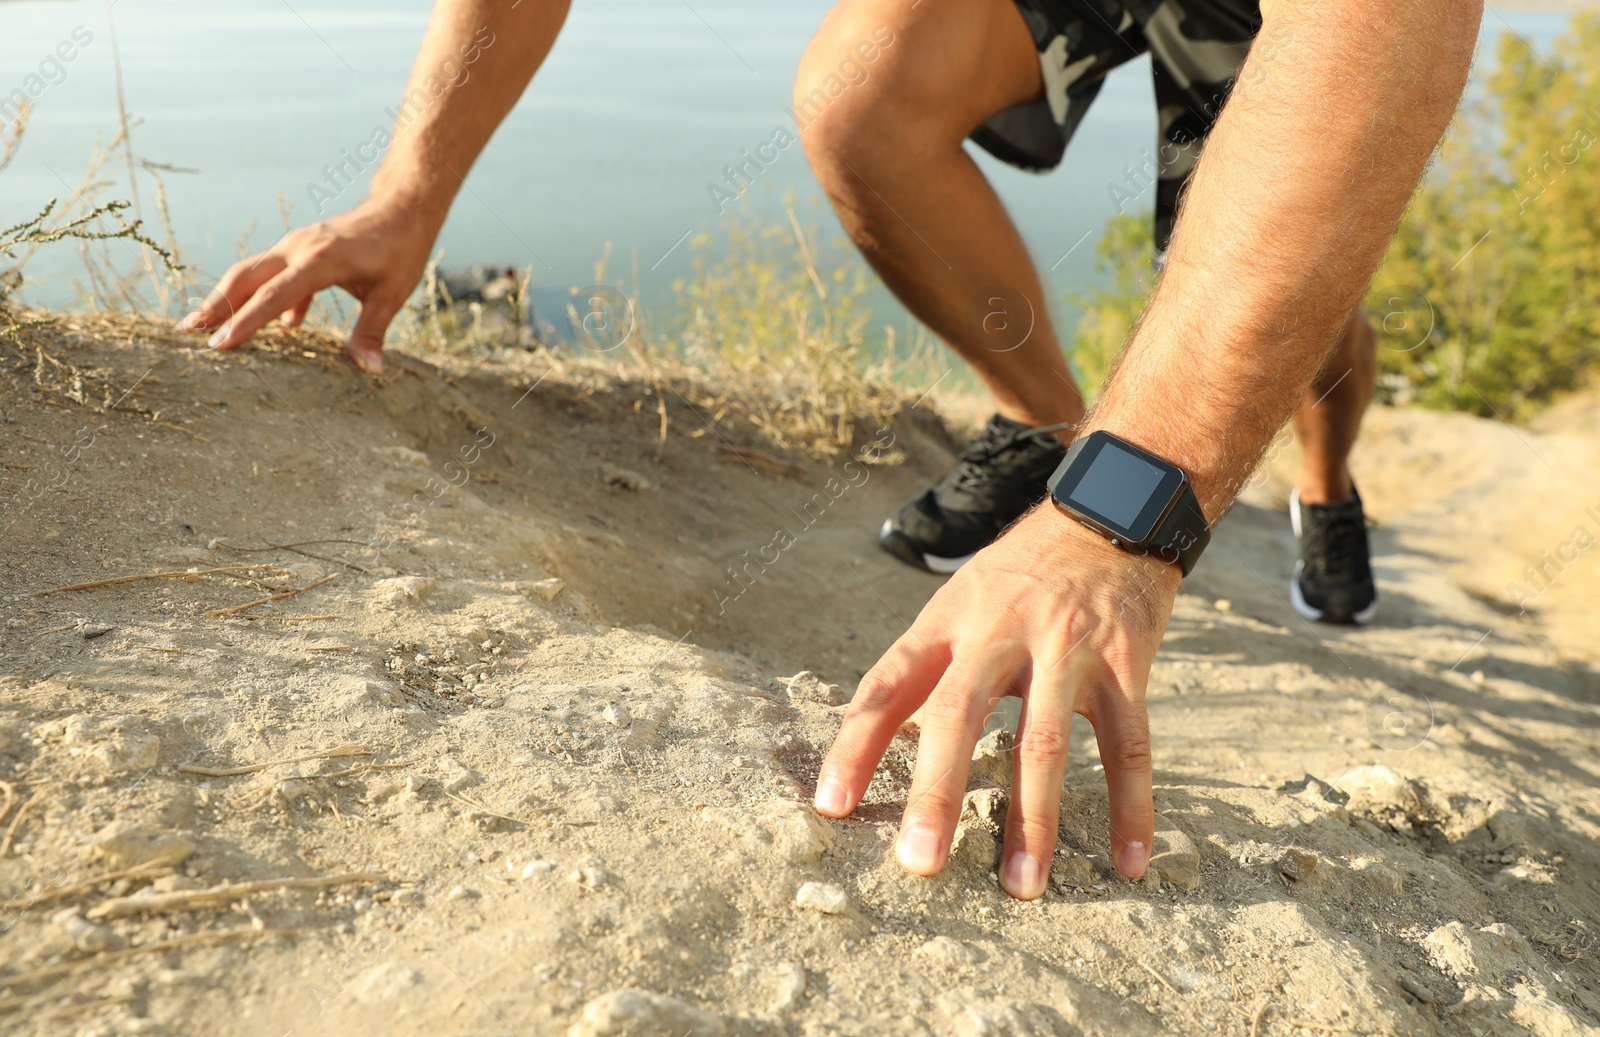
1047, 431, 1211, 575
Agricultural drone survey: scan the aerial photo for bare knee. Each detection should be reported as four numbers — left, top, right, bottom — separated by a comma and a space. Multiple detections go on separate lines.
794, 2, 924, 181
794, 0, 1036, 183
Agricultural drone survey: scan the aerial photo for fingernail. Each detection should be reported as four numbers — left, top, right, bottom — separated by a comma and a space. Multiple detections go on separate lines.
177, 311, 202, 331
207, 323, 230, 349
1002, 852, 1043, 898
896, 825, 942, 873
1119, 840, 1149, 878
814, 778, 848, 816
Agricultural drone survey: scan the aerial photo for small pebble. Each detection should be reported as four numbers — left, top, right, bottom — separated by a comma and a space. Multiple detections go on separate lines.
602, 703, 631, 728
1277, 848, 1319, 882
1213, 599, 1233, 612
446, 885, 478, 901
81, 623, 114, 639
1470, 670, 1485, 684
521, 860, 557, 880
795, 881, 849, 915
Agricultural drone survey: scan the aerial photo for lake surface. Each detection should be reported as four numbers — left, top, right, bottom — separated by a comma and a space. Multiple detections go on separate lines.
0, 0, 1579, 341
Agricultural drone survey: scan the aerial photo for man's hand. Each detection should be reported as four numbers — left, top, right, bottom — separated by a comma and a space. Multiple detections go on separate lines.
814, 508, 1179, 900
178, 200, 436, 375
178, 0, 570, 374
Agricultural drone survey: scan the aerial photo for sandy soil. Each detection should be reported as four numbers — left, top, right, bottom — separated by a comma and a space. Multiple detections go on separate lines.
0, 317, 1597, 1037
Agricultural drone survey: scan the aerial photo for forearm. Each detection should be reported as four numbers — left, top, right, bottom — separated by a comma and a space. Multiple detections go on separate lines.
1087, 0, 1482, 519
368, 0, 571, 232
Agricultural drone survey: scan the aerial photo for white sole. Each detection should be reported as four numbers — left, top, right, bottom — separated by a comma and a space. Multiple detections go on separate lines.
878, 518, 973, 575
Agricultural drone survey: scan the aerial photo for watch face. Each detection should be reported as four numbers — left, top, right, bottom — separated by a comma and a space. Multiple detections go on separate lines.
1051, 432, 1185, 544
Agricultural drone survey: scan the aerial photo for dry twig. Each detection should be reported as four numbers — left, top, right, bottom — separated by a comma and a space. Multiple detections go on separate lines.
177, 744, 370, 778
33, 565, 277, 596
245, 614, 338, 622
204, 573, 336, 616
0, 787, 45, 856
87, 872, 381, 919
11, 863, 175, 910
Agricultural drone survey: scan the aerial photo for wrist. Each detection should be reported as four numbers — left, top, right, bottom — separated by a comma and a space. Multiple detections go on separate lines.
1021, 506, 1184, 597
364, 175, 452, 240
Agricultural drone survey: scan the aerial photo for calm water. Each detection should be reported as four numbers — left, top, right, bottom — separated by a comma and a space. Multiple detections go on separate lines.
0, 0, 1577, 337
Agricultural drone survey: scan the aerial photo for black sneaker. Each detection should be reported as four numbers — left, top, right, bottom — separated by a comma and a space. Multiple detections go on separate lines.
1290, 486, 1378, 624
879, 415, 1071, 574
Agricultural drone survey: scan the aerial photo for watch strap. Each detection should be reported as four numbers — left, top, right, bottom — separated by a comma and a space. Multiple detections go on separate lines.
1147, 479, 1210, 577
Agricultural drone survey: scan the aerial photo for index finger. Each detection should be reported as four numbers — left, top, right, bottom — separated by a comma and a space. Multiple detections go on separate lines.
208, 264, 327, 351
179, 251, 286, 333
813, 633, 950, 818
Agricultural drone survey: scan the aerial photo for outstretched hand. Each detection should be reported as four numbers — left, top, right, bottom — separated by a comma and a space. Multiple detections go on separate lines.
814, 507, 1180, 899
177, 200, 438, 375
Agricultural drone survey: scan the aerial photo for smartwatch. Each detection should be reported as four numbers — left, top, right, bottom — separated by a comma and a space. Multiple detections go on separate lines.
1046, 431, 1211, 576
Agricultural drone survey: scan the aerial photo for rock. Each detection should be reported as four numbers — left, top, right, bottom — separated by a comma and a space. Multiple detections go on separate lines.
1423, 921, 1536, 981
759, 800, 835, 861
960, 787, 1009, 832
64, 715, 160, 772
700, 800, 834, 863
945, 823, 998, 879
1050, 851, 1096, 889
277, 779, 315, 802
1213, 598, 1233, 612
601, 466, 653, 492
56, 914, 119, 952
345, 679, 404, 707
350, 963, 424, 1005
375, 445, 431, 468
372, 576, 434, 607
447, 885, 478, 901
968, 730, 1014, 788
795, 881, 849, 915
568, 989, 725, 1037
779, 671, 846, 707
1397, 974, 1434, 1003
523, 577, 565, 602
1349, 856, 1405, 894
81, 623, 114, 639
768, 962, 807, 1012
435, 756, 477, 792
602, 703, 631, 728
1149, 829, 1202, 890
1335, 764, 1428, 817
936, 993, 1075, 1037
520, 860, 557, 880
569, 856, 615, 889
90, 821, 196, 870
1277, 773, 1350, 807
916, 936, 986, 968
1276, 849, 1319, 882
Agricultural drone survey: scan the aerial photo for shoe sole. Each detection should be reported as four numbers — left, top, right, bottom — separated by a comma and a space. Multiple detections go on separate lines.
1288, 489, 1378, 625
878, 519, 973, 575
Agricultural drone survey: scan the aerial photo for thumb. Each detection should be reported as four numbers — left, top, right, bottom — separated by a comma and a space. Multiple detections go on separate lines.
348, 291, 401, 375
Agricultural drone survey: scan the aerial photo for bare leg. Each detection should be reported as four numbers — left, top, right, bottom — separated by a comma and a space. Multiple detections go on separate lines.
796, 0, 1085, 438
1292, 309, 1376, 504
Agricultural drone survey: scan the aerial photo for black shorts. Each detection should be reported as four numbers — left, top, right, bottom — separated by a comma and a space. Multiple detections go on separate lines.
974, 0, 1263, 262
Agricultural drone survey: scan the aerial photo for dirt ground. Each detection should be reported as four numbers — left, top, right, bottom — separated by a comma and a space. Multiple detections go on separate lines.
1, 317, 1597, 1037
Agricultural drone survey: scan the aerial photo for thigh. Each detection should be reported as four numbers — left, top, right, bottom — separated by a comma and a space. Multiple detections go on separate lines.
971, 0, 1152, 172
798, 0, 1045, 140
1145, 0, 1261, 252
